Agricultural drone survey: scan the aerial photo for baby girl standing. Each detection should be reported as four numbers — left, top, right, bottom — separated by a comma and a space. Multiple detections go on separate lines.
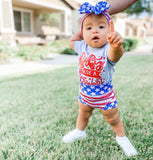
63, 1, 137, 157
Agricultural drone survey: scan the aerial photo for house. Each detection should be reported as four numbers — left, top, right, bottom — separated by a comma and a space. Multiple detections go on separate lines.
72, 11, 153, 39
113, 13, 153, 39
126, 17, 153, 38
0, 0, 79, 45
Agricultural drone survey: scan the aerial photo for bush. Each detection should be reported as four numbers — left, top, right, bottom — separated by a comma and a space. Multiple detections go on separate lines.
17, 45, 49, 61
49, 39, 69, 53
123, 38, 138, 51
123, 40, 130, 51
61, 48, 77, 55
0, 41, 17, 62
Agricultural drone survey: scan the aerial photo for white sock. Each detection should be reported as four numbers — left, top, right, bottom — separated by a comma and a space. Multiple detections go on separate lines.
63, 128, 86, 143
116, 136, 138, 157
75, 128, 86, 133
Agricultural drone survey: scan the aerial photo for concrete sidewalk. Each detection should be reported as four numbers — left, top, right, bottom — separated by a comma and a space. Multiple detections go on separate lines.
124, 44, 153, 56
0, 54, 78, 80
0, 44, 152, 80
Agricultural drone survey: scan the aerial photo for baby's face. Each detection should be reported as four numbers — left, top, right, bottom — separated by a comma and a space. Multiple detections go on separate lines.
83, 14, 110, 48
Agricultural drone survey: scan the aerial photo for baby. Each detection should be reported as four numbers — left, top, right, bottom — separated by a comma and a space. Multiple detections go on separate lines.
63, 1, 137, 157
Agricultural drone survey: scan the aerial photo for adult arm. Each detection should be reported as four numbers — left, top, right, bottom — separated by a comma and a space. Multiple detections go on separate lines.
107, 0, 138, 15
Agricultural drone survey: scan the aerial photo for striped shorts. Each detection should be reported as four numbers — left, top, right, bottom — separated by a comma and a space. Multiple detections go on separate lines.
78, 81, 118, 110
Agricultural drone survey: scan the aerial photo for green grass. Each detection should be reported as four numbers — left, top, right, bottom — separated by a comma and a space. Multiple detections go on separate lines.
0, 55, 153, 160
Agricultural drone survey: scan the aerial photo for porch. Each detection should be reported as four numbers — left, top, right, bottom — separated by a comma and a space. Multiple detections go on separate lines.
0, 0, 79, 44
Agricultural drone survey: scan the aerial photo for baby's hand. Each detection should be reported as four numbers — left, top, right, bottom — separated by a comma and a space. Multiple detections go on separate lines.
69, 31, 82, 50
76, 30, 82, 39
107, 20, 123, 49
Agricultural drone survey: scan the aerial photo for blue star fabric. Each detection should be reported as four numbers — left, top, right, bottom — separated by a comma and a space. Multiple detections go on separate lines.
78, 1, 111, 15
79, 81, 117, 110
80, 81, 113, 96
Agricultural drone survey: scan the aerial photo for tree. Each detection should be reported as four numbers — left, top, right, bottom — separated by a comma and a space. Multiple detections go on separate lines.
124, 0, 153, 15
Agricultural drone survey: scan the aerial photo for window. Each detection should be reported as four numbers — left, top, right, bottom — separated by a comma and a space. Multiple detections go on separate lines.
23, 12, 31, 32
14, 10, 31, 33
14, 11, 22, 31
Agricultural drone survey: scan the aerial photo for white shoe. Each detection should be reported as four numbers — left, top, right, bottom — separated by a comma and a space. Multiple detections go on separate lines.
116, 136, 138, 157
63, 128, 86, 143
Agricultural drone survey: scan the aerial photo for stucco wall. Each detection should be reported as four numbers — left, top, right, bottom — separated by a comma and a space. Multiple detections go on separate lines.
0, 0, 2, 33
0, 0, 77, 43
72, 10, 81, 34
0, 0, 15, 43
0, 0, 14, 32
2, 0, 12, 29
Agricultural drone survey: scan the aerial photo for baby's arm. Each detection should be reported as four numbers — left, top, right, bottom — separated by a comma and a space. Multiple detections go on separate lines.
69, 31, 82, 50
107, 20, 124, 62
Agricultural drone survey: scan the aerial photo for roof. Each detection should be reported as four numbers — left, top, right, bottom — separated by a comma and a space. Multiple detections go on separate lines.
64, 0, 79, 10
12, 0, 79, 12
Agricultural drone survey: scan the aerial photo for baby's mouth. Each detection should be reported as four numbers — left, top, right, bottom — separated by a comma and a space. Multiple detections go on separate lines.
92, 36, 99, 41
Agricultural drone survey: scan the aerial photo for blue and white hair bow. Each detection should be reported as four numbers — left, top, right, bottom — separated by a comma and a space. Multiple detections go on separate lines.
78, 1, 111, 15
79, 1, 111, 38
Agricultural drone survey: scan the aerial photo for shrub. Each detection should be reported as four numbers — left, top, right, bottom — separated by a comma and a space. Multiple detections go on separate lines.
49, 39, 69, 53
0, 41, 17, 62
123, 38, 138, 51
61, 48, 77, 55
17, 45, 49, 61
123, 40, 130, 51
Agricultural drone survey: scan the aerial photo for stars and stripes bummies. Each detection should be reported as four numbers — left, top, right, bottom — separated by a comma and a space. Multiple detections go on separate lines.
79, 81, 117, 110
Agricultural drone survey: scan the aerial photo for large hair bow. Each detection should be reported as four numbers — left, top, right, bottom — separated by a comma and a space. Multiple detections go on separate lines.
78, 1, 111, 15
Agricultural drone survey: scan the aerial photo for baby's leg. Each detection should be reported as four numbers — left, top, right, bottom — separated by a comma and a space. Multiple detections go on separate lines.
100, 106, 125, 137
76, 100, 94, 131
63, 100, 93, 143
101, 106, 137, 157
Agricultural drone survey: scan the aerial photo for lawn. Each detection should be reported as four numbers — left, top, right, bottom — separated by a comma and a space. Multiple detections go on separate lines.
0, 55, 152, 160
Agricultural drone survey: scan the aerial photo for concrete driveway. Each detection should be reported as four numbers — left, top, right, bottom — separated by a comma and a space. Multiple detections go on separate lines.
0, 54, 78, 79
0, 44, 152, 80
39, 54, 78, 66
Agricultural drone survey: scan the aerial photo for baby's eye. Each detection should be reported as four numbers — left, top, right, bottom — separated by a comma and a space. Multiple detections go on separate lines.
87, 27, 92, 30
99, 26, 104, 29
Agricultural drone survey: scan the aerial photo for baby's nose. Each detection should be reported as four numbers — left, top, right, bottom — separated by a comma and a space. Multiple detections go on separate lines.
92, 28, 98, 33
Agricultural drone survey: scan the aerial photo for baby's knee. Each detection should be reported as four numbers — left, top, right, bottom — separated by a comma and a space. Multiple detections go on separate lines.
79, 110, 92, 120
106, 115, 120, 126
101, 107, 121, 125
